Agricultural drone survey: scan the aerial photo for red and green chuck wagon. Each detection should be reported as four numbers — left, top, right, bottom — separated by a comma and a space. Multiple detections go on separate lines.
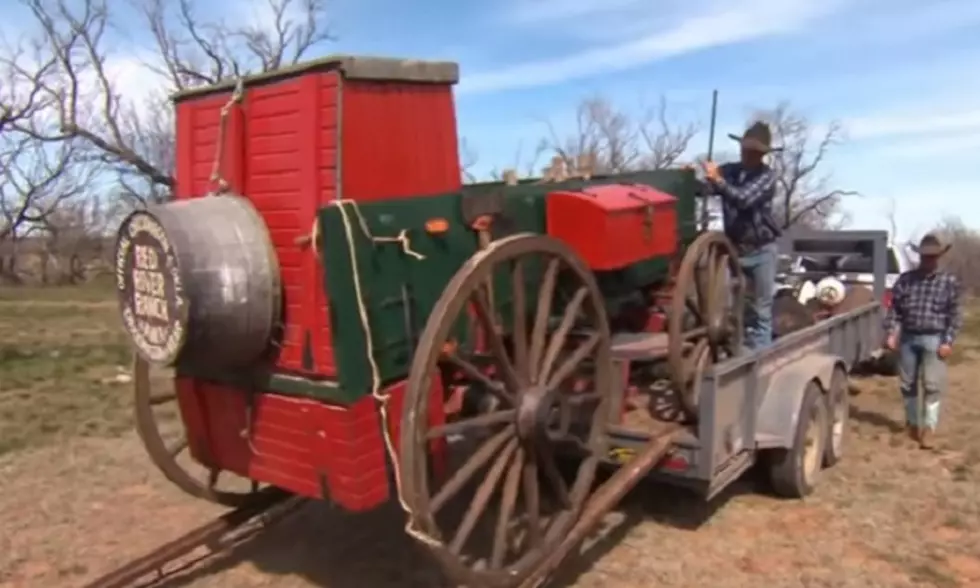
113, 54, 889, 587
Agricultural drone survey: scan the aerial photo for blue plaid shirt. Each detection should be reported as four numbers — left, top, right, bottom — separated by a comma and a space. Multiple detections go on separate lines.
885, 270, 962, 345
708, 163, 780, 252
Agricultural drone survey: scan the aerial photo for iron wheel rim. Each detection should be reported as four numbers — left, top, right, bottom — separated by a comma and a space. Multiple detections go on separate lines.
400, 234, 614, 586
668, 231, 744, 417
133, 356, 262, 508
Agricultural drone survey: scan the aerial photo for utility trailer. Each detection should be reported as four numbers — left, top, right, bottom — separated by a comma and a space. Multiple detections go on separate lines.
603, 230, 888, 502
108, 52, 888, 588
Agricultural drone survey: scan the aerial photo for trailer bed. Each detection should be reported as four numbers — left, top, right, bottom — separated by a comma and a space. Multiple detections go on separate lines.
606, 298, 882, 496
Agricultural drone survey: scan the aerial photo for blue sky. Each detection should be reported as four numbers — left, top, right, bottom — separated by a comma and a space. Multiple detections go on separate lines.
7, 0, 980, 241
330, 0, 980, 240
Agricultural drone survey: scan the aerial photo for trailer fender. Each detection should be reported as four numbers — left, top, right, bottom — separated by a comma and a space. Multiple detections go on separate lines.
756, 353, 844, 449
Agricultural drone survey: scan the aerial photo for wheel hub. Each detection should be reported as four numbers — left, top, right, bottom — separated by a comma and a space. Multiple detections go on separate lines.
705, 319, 727, 346
516, 385, 560, 441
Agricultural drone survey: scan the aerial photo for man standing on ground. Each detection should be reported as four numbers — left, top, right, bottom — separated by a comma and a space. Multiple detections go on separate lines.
700, 121, 782, 350
884, 234, 961, 449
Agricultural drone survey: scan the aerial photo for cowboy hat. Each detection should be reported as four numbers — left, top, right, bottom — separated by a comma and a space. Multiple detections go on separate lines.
912, 233, 951, 257
728, 121, 781, 153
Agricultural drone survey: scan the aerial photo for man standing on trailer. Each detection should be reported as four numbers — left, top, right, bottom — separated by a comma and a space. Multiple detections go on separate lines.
700, 121, 782, 350
884, 234, 961, 450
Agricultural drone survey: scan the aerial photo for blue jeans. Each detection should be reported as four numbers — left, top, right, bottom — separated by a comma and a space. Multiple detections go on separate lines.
898, 333, 947, 429
739, 243, 777, 350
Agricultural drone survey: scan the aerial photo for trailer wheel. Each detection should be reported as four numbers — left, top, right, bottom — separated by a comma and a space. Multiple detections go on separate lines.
876, 350, 899, 376
823, 367, 849, 467
767, 381, 828, 498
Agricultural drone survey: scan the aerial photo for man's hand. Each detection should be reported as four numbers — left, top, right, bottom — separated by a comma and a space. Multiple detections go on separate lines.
938, 344, 953, 360
885, 332, 898, 351
701, 161, 722, 183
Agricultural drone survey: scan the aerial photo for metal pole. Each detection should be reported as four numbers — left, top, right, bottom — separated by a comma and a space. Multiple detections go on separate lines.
700, 90, 719, 232
707, 89, 718, 161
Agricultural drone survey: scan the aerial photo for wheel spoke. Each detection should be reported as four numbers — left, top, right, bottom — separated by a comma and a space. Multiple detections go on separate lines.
684, 296, 703, 323
537, 287, 589, 385
565, 391, 602, 406
470, 288, 523, 396
449, 438, 519, 555
694, 249, 712, 317
536, 444, 571, 509
431, 424, 515, 513
521, 449, 542, 548
546, 332, 600, 390
149, 392, 176, 406
529, 258, 559, 384
207, 468, 220, 489
708, 252, 729, 323
167, 436, 188, 457
443, 352, 514, 405
426, 409, 516, 440
492, 446, 525, 568
680, 326, 708, 340
511, 259, 530, 385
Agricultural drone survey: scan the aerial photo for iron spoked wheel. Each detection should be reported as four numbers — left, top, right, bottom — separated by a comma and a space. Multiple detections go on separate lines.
400, 234, 614, 587
668, 231, 745, 416
134, 356, 262, 508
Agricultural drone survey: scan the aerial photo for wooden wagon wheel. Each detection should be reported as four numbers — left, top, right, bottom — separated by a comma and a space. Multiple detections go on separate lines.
667, 231, 745, 416
400, 234, 614, 587
134, 356, 261, 508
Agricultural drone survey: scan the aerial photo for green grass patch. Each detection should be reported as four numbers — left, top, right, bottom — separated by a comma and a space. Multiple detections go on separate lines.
0, 285, 137, 455
0, 276, 116, 302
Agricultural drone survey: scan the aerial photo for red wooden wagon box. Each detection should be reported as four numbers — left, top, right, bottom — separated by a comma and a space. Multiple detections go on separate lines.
165, 56, 460, 511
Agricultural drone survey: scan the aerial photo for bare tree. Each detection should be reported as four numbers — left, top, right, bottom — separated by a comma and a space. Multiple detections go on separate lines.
751, 102, 857, 229
0, 0, 333, 207
39, 193, 117, 283
927, 217, 980, 294
534, 95, 698, 178
0, 133, 91, 281
459, 138, 479, 184
487, 139, 548, 182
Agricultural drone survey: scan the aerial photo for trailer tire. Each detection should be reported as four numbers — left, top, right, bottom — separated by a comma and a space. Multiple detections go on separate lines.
767, 381, 827, 498
876, 350, 899, 376
823, 367, 849, 467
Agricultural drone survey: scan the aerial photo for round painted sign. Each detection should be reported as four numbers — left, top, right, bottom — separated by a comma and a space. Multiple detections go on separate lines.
115, 211, 189, 365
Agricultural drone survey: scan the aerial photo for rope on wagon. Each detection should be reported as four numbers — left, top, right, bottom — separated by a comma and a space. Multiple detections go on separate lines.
328, 199, 441, 549
208, 78, 246, 195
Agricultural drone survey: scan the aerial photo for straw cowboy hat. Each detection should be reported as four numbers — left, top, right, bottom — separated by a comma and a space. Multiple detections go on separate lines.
912, 233, 951, 257
729, 121, 781, 153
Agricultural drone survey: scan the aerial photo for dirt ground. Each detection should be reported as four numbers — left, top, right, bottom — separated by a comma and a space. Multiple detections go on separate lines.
2, 285, 980, 588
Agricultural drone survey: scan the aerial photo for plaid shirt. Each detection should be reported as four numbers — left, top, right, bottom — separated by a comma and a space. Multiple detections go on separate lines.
708, 163, 781, 252
884, 269, 962, 345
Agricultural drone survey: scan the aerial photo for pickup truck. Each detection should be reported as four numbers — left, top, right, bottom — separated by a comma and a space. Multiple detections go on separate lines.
774, 238, 906, 375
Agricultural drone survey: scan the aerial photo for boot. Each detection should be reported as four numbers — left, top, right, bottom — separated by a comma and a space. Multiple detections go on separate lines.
918, 427, 935, 450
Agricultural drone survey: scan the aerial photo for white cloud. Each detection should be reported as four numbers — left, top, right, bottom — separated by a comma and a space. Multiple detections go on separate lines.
846, 108, 980, 142
103, 54, 170, 102
459, 0, 842, 94
505, 0, 665, 27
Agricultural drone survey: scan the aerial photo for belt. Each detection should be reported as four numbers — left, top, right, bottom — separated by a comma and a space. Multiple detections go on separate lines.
736, 241, 776, 256
902, 328, 943, 336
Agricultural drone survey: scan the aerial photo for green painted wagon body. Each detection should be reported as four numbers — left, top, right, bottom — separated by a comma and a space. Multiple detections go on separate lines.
318, 170, 700, 401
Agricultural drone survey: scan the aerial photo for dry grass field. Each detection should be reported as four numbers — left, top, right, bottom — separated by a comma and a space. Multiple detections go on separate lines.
1, 284, 980, 588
